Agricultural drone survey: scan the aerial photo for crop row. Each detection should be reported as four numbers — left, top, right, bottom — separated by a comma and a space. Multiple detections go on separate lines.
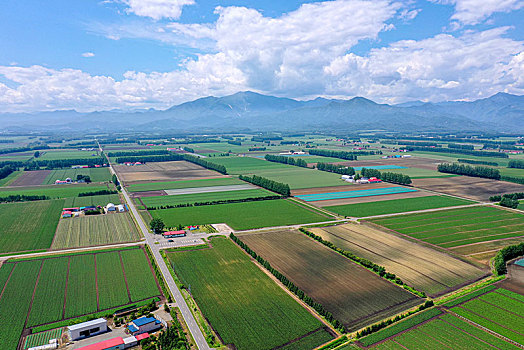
120, 249, 160, 302
96, 252, 129, 310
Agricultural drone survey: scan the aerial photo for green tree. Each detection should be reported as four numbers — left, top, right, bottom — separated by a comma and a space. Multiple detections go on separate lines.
150, 218, 165, 234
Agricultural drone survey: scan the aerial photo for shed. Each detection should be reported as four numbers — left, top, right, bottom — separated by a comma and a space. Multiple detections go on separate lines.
62, 211, 72, 218
128, 317, 162, 335
76, 337, 124, 350
106, 203, 116, 211
68, 318, 108, 340
117, 204, 125, 212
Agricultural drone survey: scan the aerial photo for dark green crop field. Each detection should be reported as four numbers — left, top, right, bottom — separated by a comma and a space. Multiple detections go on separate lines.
166, 237, 330, 350
369, 206, 524, 250
126, 177, 243, 192
0, 200, 64, 254
0, 183, 111, 199
0, 247, 161, 349
141, 188, 273, 207
326, 195, 473, 217
150, 199, 331, 230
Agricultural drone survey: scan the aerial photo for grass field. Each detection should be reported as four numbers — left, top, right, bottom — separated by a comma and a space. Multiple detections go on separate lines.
141, 188, 274, 207
358, 309, 520, 349
52, 213, 141, 249
24, 329, 63, 349
37, 149, 101, 160
311, 224, 485, 296
42, 168, 111, 184
238, 230, 420, 330
63, 193, 120, 207
450, 288, 524, 344
325, 196, 474, 217
210, 156, 289, 174
500, 167, 524, 179
127, 177, 243, 192
370, 206, 524, 254
253, 167, 349, 189
0, 183, 111, 199
0, 200, 64, 253
166, 237, 330, 350
150, 199, 331, 230
0, 247, 161, 349
359, 167, 452, 179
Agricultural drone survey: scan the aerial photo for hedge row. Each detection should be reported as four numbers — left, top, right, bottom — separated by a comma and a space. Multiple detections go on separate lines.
437, 163, 500, 180
316, 162, 355, 176
78, 189, 118, 197
0, 194, 49, 203
308, 149, 358, 160
508, 159, 524, 169
264, 154, 308, 167
0, 165, 15, 181
299, 228, 425, 297
182, 154, 227, 174
239, 174, 290, 197
230, 233, 346, 332
360, 168, 412, 185
24, 158, 107, 170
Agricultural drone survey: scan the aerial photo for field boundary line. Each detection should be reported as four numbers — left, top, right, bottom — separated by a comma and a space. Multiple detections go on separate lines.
141, 246, 163, 297
450, 235, 524, 250
118, 251, 132, 304
456, 305, 524, 336
94, 254, 100, 311
446, 309, 524, 349
476, 298, 524, 320
415, 328, 454, 349
438, 230, 524, 248
356, 202, 490, 220
272, 326, 329, 350
405, 216, 521, 234
23, 260, 44, 329
0, 262, 16, 302
288, 197, 341, 217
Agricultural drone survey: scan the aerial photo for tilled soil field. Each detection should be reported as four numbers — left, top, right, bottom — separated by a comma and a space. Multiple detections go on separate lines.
238, 229, 421, 331
114, 161, 227, 185
329, 156, 442, 170
412, 176, 524, 201
8, 170, 51, 186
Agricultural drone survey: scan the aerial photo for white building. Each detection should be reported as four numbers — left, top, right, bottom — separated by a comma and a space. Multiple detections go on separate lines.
106, 203, 116, 212
117, 204, 125, 212
68, 318, 108, 340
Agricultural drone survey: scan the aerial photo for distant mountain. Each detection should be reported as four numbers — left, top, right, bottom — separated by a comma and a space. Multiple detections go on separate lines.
0, 91, 523, 133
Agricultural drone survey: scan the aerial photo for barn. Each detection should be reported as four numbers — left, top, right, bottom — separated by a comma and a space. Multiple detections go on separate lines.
68, 318, 108, 340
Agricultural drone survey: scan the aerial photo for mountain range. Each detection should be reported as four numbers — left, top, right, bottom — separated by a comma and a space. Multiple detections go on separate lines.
1, 91, 523, 133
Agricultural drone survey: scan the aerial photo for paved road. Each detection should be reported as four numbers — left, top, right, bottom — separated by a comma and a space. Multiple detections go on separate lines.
104, 147, 211, 350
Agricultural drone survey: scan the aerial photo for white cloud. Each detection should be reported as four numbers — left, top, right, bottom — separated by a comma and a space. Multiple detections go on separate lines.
121, 0, 195, 20
431, 0, 524, 26
82, 52, 95, 57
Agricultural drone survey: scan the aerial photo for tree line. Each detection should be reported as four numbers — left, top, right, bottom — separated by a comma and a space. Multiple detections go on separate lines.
458, 159, 498, 166
0, 194, 49, 203
183, 147, 194, 153
405, 146, 508, 158
230, 233, 346, 332
249, 147, 266, 151
316, 162, 355, 176
239, 174, 290, 196
182, 154, 227, 174
24, 157, 107, 170
0, 165, 15, 181
227, 140, 242, 146
106, 149, 169, 157
264, 154, 308, 167
147, 195, 283, 210
0, 144, 50, 155
448, 143, 474, 150
78, 189, 118, 197
501, 176, 524, 185
399, 141, 438, 147
489, 192, 524, 209
508, 160, 524, 169
493, 242, 524, 275
437, 163, 501, 180
299, 228, 425, 297
360, 168, 412, 185
308, 149, 358, 160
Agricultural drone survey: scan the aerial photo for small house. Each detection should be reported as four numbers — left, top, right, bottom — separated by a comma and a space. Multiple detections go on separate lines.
62, 211, 72, 218
106, 203, 116, 212
117, 204, 125, 212
162, 230, 186, 238
127, 317, 162, 335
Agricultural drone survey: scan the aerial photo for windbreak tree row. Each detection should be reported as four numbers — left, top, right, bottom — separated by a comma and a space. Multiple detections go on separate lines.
264, 154, 308, 167
360, 168, 412, 185
437, 163, 501, 180
316, 162, 355, 175
239, 175, 290, 196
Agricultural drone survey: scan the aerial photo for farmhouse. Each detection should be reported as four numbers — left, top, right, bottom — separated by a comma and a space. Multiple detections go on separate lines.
68, 318, 108, 341
127, 316, 162, 335
62, 211, 72, 218
162, 230, 187, 238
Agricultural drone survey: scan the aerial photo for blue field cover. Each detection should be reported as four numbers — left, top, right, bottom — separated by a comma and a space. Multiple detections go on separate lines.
295, 186, 417, 201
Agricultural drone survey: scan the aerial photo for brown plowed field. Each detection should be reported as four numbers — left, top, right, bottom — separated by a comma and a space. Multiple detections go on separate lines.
113, 161, 227, 185
309, 190, 431, 207
310, 223, 486, 296
412, 176, 524, 201
329, 156, 442, 170
238, 229, 420, 331
8, 170, 51, 186
291, 183, 395, 196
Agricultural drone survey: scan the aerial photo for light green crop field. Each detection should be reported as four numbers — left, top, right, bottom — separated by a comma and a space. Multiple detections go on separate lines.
37, 149, 101, 160
359, 307, 520, 349
0, 200, 64, 253
0, 247, 161, 349
141, 188, 274, 207
500, 167, 524, 179
151, 199, 331, 230
359, 167, 456, 179
166, 237, 330, 350
326, 196, 474, 217
410, 151, 512, 167
126, 177, 243, 192
51, 213, 141, 249
63, 193, 120, 207
0, 183, 111, 199
210, 156, 289, 173
253, 167, 350, 189
370, 206, 524, 251
42, 168, 111, 184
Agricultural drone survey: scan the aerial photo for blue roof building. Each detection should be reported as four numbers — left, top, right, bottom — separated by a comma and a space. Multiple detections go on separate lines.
127, 316, 162, 335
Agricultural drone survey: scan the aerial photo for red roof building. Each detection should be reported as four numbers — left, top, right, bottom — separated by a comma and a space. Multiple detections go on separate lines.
76, 337, 124, 350
135, 332, 150, 341
162, 230, 186, 238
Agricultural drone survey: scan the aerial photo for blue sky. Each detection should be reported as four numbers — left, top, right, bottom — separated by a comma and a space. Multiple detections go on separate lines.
0, 0, 523, 112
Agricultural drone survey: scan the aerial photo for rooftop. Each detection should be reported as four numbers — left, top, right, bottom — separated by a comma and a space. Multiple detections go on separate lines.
76, 337, 123, 350
132, 316, 159, 327
68, 318, 107, 331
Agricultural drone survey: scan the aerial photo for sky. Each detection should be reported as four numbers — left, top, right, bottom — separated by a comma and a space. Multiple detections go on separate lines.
0, 0, 523, 112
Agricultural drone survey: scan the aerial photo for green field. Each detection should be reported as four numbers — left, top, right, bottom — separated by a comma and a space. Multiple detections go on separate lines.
151, 199, 331, 230
63, 193, 120, 207
370, 206, 524, 248
24, 329, 63, 349
0, 247, 161, 349
326, 196, 474, 217
141, 188, 274, 207
37, 149, 101, 160
0, 200, 64, 253
166, 237, 330, 350
42, 168, 111, 184
0, 183, 111, 199
210, 156, 289, 174
0, 171, 22, 186
126, 177, 243, 192
359, 308, 520, 349
51, 213, 141, 249
500, 167, 524, 179
361, 167, 456, 179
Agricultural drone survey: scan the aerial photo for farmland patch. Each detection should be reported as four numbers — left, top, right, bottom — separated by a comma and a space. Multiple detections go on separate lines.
42, 167, 111, 184
295, 186, 417, 202
6, 170, 50, 186
126, 177, 243, 192
238, 229, 421, 330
